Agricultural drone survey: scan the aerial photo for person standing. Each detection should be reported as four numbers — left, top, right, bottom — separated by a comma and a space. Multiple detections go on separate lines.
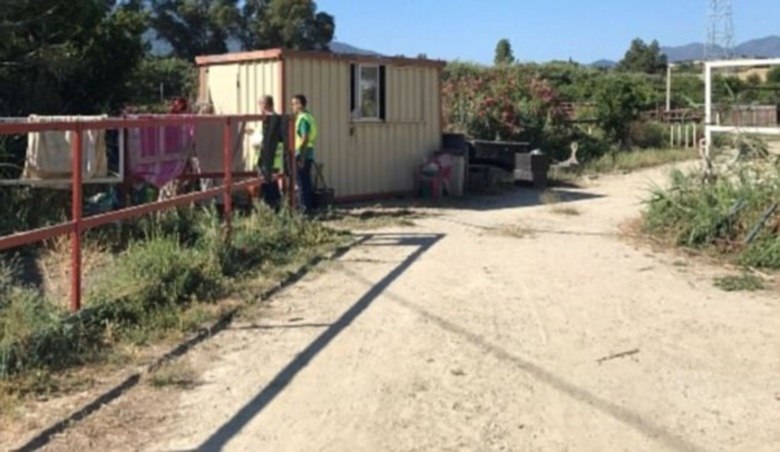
291, 94, 317, 212
252, 95, 285, 211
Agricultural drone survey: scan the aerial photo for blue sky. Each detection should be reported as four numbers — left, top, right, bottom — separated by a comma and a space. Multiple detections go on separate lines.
317, 0, 780, 63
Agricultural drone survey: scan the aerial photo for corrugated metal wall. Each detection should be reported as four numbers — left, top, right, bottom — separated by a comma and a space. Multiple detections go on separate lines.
285, 57, 441, 198
202, 60, 281, 171
201, 55, 442, 197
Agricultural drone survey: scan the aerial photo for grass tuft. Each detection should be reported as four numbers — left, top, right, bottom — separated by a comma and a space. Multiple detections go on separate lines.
148, 361, 198, 389
714, 274, 765, 292
494, 224, 533, 239
551, 206, 581, 216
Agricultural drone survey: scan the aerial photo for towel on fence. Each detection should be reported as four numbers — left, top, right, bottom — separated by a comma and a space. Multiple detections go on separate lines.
22, 115, 108, 180
193, 121, 249, 173
126, 116, 195, 188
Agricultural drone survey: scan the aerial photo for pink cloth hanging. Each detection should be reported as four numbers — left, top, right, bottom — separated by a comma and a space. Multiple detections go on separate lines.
127, 116, 194, 188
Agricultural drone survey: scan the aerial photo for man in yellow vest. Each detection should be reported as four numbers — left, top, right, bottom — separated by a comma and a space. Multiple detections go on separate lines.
291, 94, 318, 212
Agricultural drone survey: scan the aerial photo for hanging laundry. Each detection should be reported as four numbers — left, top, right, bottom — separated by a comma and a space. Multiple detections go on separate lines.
193, 120, 248, 174
126, 116, 195, 188
22, 115, 109, 181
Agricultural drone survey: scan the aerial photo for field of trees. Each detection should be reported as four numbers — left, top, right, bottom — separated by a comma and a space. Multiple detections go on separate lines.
443, 38, 780, 162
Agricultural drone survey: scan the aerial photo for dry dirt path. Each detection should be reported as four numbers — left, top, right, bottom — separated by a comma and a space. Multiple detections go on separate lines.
30, 166, 780, 452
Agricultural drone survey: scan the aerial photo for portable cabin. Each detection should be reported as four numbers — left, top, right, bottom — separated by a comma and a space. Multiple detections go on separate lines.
195, 49, 446, 201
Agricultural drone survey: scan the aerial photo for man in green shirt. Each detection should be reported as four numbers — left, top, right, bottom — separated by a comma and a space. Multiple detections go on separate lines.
291, 94, 317, 212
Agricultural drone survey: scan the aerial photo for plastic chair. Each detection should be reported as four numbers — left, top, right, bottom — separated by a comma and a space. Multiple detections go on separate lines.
436, 153, 454, 195
415, 154, 453, 201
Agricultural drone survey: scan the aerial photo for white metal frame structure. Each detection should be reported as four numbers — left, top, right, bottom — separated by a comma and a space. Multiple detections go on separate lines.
704, 58, 780, 158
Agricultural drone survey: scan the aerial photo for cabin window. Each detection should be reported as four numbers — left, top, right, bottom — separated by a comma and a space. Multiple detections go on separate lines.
351, 64, 386, 121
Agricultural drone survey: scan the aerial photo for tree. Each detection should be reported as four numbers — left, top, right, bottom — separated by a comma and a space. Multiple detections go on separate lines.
150, 0, 241, 61
241, 0, 335, 51
768, 66, 780, 84
0, 0, 148, 115
594, 75, 653, 148
617, 38, 668, 75
125, 57, 197, 108
494, 39, 515, 66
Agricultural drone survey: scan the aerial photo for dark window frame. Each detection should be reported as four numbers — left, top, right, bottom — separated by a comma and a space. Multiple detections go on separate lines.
350, 64, 386, 122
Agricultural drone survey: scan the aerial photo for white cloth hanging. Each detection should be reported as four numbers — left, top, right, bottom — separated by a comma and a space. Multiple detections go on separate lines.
22, 115, 108, 180
193, 120, 248, 173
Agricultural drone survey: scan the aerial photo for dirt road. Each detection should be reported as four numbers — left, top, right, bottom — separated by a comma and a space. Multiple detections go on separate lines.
31, 166, 780, 451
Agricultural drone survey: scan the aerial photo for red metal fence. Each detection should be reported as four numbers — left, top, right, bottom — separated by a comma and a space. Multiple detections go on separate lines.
0, 115, 297, 312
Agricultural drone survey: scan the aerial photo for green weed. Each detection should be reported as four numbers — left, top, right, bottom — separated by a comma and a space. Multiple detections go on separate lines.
643, 164, 780, 270
586, 148, 697, 174
0, 205, 344, 386
148, 361, 197, 389
714, 274, 765, 292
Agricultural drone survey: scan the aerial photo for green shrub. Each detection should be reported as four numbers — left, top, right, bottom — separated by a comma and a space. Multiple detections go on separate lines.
223, 206, 342, 275
741, 238, 780, 269
629, 121, 667, 149
541, 126, 610, 163
104, 236, 222, 308
644, 166, 780, 269
0, 293, 83, 378
1, 205, 345, 379
0, 188, 70, 237
594, 74, 654, 147
0, 259, 105, 377
0, 259, 17, 303
575, 133, 611, 162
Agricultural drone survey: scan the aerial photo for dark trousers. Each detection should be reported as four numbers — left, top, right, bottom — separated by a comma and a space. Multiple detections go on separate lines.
260, 180, 282, 212
297, 158, 314, 212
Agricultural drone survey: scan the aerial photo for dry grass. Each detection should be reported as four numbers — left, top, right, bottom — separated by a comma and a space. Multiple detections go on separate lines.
39, 235, 114, 307
550, 148, 699, 185
587, 148, 698, 174
539, 190, 582, 216
551, 206, 581, 216
0, 381, 21, 419
540, 191, 563, 205
148, 360, 198, 389
321, 208, 423, 231
493, 224, 533, 239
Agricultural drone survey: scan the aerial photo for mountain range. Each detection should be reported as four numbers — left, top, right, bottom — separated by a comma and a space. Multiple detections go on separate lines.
145, 30, 380, 57
592, 35, 780, 67
662, 35, 780, 62
145, 31, 780, 66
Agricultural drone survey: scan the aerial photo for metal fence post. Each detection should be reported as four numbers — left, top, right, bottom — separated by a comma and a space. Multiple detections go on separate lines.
70, 124, 83, 312
223, 117, 233, 239
287, 115, 297, 210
